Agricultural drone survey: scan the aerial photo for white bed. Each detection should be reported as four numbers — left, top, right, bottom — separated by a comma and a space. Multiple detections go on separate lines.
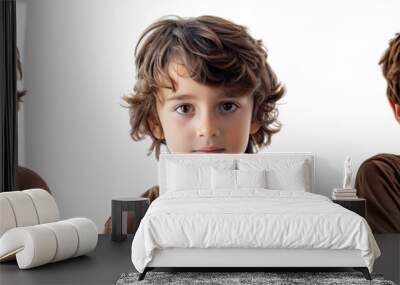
131, 153, 380, 280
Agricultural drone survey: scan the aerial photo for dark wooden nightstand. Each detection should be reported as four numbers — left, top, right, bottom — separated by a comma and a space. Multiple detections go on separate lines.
332, 198, 366, 218
111, 197, 150, 241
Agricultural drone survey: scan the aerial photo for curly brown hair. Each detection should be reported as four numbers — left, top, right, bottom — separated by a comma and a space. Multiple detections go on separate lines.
123, 15, 285, 159
379, 33, 400, 104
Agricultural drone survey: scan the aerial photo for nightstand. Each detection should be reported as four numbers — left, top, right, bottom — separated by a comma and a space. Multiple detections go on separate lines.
111, 197, 150, 241
332, 198, 366, 218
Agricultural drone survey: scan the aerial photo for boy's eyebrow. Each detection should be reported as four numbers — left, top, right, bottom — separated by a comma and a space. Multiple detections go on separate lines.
165, 92, 245, 102
165, 94, 196, 102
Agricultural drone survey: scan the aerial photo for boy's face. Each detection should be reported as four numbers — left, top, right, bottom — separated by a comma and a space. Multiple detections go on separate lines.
150, 62, 260, 154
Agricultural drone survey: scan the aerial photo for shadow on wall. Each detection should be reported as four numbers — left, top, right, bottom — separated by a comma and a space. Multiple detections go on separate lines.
314, 155, 342, 197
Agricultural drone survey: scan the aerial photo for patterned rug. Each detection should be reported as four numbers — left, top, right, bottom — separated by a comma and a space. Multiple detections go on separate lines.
116, 271, 396, 285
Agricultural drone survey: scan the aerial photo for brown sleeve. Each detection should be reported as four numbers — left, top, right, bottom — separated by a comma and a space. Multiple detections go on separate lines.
355, 154, 400, 233
103, 185, 160, 235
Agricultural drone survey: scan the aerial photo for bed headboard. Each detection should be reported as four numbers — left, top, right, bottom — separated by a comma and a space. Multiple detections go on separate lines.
158, 152, 315, 195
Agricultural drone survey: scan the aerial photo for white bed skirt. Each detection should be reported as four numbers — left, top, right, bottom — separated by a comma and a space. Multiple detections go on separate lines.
148, 248, 366, 268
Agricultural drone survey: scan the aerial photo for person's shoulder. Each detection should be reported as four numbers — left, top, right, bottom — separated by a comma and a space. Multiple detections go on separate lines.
141, 185, 159, 203
362, 153, 400, 164
359, 153, 400, 175
16, 166, 50, 192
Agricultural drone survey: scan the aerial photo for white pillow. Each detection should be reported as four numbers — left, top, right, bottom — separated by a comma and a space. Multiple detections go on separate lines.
236, 169, 267, 188
238, 159, 309, 191
211, 168, 267, 190
266, 164, 307, 191
166, 160, 236, 192
167, 163, 210, 191
211, 168, 236, 190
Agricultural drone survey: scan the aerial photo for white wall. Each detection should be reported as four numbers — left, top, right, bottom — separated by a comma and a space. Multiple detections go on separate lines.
16, 0, 400, 232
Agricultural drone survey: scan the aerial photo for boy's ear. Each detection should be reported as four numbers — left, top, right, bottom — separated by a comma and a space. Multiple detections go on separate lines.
250, 120, 261, 134
388, 96, 400, 124
394, 104, 400, 124
147, 118, 164, 140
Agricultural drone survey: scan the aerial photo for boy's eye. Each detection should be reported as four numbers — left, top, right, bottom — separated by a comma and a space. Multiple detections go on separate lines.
175, 104, 194, 114
219, 102, 239, 113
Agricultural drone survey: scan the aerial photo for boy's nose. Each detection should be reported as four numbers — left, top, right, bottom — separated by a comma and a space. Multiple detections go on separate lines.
196, 113, 221, 138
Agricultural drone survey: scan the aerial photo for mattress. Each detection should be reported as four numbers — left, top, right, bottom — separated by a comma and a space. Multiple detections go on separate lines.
131, 189, 381, 273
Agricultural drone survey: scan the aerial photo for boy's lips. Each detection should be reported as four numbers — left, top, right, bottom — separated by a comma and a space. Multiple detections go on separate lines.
193, 147, 225, 153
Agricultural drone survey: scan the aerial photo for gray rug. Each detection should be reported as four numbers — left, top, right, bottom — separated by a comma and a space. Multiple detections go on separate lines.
116, 271, 396, 285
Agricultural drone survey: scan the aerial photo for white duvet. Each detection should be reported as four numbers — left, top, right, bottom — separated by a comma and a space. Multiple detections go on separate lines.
131, 189, 380, 273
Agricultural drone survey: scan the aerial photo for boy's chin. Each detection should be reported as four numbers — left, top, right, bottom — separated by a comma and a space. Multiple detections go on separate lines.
191, 148, 226, 154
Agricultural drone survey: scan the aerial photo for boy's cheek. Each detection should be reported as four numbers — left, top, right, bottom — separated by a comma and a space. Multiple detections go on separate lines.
163, 116, 189, 133
162, 116, 191, 141
164, 128, 194, 153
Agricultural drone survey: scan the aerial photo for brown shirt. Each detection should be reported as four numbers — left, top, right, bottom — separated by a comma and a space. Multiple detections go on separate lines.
355, 153, 400, 233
